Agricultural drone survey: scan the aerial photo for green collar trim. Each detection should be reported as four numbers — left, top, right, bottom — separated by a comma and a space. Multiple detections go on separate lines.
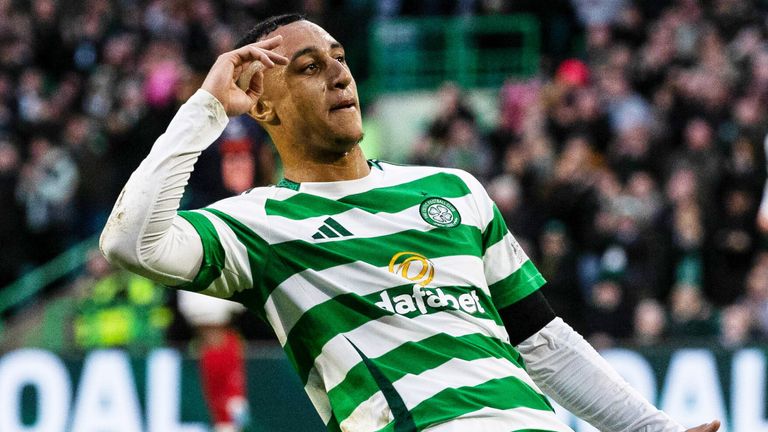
368, 159, 383, 171
276, 160, 383, 190
276, 178, 300, 191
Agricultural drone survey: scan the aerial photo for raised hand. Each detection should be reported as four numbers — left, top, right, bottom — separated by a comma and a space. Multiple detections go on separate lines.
201, 35, 289, 116
685, 420, 721, 432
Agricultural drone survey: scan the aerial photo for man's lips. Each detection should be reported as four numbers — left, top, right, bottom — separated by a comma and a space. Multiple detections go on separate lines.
330, 99, 356, 111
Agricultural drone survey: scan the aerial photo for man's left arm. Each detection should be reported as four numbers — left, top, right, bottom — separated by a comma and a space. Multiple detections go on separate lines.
502, 291, 719, 432
455, 169, 719, 432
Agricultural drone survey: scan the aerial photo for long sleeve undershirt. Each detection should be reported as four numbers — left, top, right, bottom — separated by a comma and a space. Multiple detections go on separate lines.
100, 89, 229, 286
518, 318, 685, 432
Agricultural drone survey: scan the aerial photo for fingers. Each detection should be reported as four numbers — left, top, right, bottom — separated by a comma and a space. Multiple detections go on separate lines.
230, 38, 289, 68
706, 420, 721, 431
256, 35, 284, 50
202, 35, 288, 116
231, 47, 275, 68
687, 420, 721, 432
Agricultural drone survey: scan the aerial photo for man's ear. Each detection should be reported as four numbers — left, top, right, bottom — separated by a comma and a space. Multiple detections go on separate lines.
248, 99, 277, 124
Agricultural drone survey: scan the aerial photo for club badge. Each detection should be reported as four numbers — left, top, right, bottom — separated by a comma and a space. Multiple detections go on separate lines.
419, 197, 461, 228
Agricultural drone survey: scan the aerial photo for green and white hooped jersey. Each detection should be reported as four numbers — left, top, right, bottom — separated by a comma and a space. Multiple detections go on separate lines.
177, 161, 570, 432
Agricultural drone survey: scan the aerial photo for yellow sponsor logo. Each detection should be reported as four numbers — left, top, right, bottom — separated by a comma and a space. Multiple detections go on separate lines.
388, 251, 435, 286
379, 251, 484, 315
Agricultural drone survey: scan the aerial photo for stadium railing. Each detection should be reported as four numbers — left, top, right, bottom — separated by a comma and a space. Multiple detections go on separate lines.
367, 14, 540, 94
0, 234, 99, 326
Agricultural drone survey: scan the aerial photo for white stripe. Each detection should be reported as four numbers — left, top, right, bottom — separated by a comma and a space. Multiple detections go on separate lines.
337, 389, 393, 432
192, 210, 254, 298
395, 356, 542, 409
483, 231, 529, 286
315, 312, 510, 396
423, 407, 574, 432
305, 368, 333, 424
265, 193, 482, 245
343, 357, 542, 429
264, 255, 489, 343
449, 169, 495, 229
208, 191, 269, 222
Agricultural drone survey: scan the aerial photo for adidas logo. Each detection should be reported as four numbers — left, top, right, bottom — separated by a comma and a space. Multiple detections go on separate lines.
312, 217, 353, 240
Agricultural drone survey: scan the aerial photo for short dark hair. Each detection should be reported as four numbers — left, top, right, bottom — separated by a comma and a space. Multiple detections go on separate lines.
235, 13, 306, 49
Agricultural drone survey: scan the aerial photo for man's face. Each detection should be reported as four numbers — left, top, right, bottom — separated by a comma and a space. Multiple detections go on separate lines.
260, 21, 363, 152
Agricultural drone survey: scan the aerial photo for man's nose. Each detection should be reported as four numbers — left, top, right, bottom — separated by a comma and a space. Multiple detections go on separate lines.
329, 59, 352, 89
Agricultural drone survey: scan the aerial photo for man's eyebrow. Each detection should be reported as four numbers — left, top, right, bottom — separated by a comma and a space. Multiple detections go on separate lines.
289, 43, 344, 63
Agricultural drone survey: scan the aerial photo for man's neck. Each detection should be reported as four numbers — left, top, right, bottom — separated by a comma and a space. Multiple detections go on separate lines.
280, 145, 370, 183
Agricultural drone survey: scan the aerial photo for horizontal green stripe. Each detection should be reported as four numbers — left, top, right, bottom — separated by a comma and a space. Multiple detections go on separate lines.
513, 429, 563, 432
199, 208, 272, 315
329, 333, 522, 423
265, 172, 471, 220
265, 224, 482, 299
282, 286, 404, 382
176, 211, 225, 292
481, 204, 509, 254
285, 284, 503, 385
406, 376, 554, 430
488, 260, 546, 310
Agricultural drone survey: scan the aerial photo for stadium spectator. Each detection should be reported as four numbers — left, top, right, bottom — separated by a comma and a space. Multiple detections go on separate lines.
178, 291, 250, 432
63, 114, 117, 237
72, 250, 171, 352
740, 253, 768, 339
667, 282, 719, 340
535, 220, 583, 330
0, 139, 25, 287
633, 298, 667, 347
719, 304, 752, 348
585, 274, 634, 349
16, 134, 79, 264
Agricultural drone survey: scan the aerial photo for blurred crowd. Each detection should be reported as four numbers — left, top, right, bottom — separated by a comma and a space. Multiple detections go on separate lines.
0, 0, 298, 288
410, 0, 768, 349
3, 0, 768, 352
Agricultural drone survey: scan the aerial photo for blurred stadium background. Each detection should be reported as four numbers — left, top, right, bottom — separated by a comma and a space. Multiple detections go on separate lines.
2, 0, 768, 430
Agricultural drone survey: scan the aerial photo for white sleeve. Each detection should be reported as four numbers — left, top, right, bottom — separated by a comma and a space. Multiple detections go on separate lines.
518, 318, 685, 432
99, 89, 229, 287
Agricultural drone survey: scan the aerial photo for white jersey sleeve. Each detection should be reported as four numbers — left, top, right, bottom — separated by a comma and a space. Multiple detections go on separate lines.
454, 171, 545, 309
100, 89, 246, 298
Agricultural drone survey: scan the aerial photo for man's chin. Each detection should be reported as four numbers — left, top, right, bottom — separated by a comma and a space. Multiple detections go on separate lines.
332, 129, 364, 148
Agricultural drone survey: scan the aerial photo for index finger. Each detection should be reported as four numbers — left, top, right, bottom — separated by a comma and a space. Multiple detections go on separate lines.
254, 35, 284, 50
231, 43, 289, 68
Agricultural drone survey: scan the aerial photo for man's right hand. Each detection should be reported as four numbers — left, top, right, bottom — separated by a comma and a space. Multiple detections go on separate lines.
201, 35, 289, 117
